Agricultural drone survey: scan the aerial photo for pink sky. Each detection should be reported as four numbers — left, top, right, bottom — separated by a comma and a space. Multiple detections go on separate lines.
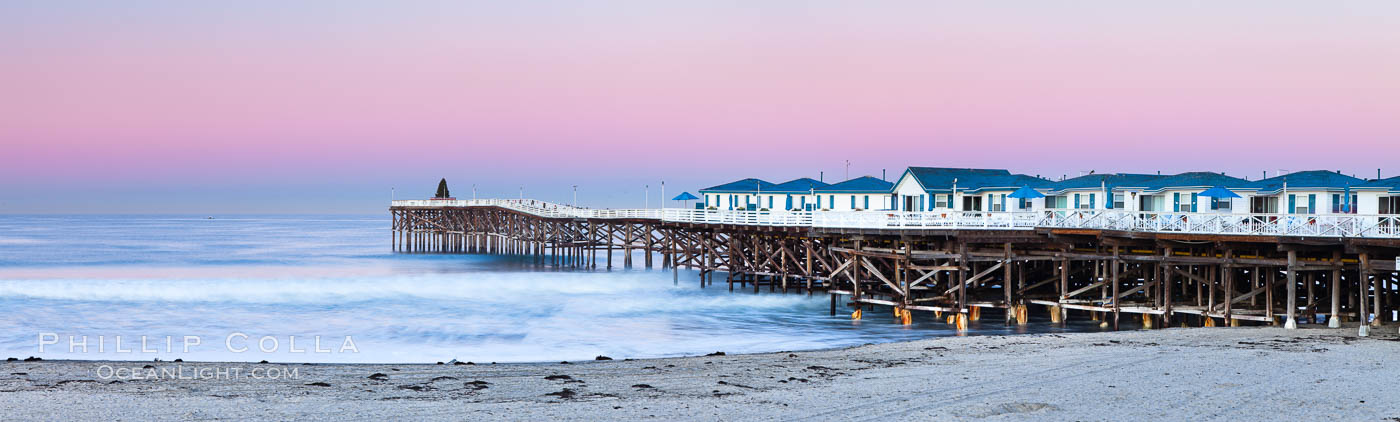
3, 2, 1398, 213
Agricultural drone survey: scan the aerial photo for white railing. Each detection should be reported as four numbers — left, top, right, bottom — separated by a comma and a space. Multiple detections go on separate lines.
391, 200, 1400, 238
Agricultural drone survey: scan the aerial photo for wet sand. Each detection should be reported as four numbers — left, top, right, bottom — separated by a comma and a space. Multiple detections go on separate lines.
3, 326, 1398, 421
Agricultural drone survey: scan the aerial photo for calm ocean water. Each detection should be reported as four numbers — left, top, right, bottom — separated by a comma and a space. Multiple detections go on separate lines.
0, 215, 1101, 363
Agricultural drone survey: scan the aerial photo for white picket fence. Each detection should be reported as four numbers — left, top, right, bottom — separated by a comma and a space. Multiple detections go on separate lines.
392, 199, 1400, 238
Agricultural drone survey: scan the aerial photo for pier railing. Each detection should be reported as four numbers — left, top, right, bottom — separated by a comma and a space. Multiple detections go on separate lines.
391, 199, 1400, 238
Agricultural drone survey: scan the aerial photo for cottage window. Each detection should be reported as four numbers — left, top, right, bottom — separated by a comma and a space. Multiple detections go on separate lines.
1380, 197, 1400, 214
934, 194, 949, 208
1332, 194, 1358, 213
1113, 193, 1125, 209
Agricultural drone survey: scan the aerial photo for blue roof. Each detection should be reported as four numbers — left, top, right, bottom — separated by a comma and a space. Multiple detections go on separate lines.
1357, 176, 1400, 193
1048, 173, 1162, 194
814, 176, 894, 193
1249, 170, 1366, 194
903, 167, 1051, 193
1008, 185, 1045, 199
1141, 172, 1255, 192
769, 178, 830, 193
699, 178, 778, 193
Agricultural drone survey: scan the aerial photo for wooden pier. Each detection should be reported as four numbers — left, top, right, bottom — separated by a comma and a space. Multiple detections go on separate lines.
391, 200, 1400, 332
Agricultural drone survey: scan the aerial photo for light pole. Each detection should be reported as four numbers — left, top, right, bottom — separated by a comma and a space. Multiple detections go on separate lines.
391, 187, 395, 201
472, 184, 477, 200
845, 160, 850, 181
645, 185, 650, 209
573, 185, 578, 207
661, 181, 665, 210
519, 186, 523, 200
951, 178, 958, 212
756, 180, 762, 211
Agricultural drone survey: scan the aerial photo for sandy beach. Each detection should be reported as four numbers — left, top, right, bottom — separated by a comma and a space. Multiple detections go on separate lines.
3, 326, 1398, 421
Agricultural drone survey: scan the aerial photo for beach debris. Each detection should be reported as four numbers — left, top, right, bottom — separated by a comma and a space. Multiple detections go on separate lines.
705, 351, 726, 357
142, 365, 154, 369
436, 362, 444, 365
173, 359, 183, 362
717, 380, 754, 389
544, 388, 577, 400
595, 355, 613, 361
429, 376, 457, 382
631, 384, 654, 389
397, 384, 434, 391
560, 361, 571, 364
258, 360, 269, 364
544, 375, 572, 381
367, 373, 389, 381
10, 372, 27, 376
305, 382, 331, 387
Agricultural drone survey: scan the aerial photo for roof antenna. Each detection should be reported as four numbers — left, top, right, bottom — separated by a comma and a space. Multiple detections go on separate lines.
820, 171, 823, 183
882, 168, 886, 181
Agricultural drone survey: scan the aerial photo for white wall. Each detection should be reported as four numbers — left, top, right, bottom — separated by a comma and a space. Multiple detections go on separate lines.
815, 193, 891, 211
1358, 192, 1382, 214
893, 173, 928, 211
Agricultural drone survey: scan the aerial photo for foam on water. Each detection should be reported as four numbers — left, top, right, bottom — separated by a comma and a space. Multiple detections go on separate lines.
0, 215, 1100, 363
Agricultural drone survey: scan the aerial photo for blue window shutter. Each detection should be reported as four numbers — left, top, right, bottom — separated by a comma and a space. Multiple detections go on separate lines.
1105, 192, 1113, 209
1089, 194, 1096, 209
785, 194, 792, 210
1308, 194, 1316, 214
919, 195, 925, 211
1000, 194, 1006, 211
1288, 194, 1296, 214
1173, 193, 1180, 211
1191, 193, 1198, 212
864, 196, 869, 209
1074, 194, 1080, 208
850, 196, 855, 208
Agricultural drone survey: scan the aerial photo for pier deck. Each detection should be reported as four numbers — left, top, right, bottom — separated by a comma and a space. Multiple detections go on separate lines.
391, 199, 1400, 333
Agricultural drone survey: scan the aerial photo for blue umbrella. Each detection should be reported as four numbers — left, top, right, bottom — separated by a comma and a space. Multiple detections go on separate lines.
672, 192, 700, 209
1007, 186, 1045, 199
1198, 186, 1241, 198
1343, 184, 1352, 213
